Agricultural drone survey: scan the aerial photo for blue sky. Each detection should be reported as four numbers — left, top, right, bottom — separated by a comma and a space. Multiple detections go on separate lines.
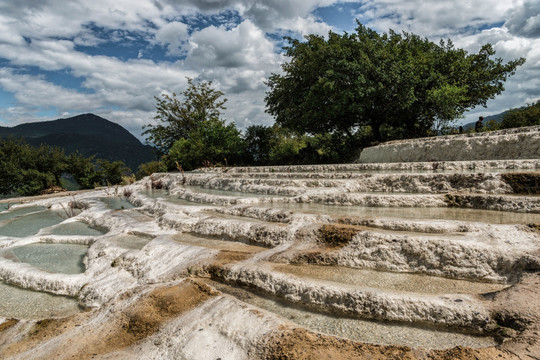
0, 0, 539, 140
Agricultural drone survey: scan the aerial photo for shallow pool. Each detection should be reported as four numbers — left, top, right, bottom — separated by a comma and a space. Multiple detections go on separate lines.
99, 197, 136, 210
0, 210, 65, 237
49, 221, 107, 236
0, 281, 81, 319
9, 243, 88, 274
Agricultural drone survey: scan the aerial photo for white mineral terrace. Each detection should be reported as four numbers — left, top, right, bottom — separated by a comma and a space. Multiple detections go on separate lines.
0, 153, 539, 358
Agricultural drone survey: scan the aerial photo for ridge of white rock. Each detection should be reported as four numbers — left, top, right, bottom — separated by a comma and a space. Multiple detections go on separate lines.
0, 154, 539, 357
358, 125, 540, 163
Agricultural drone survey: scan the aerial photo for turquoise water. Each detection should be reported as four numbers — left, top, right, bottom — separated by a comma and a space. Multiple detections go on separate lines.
49, 221, 107, 236
0, 210, 65, 237
0, 206, 47, 222
0, 281, 81, 319
141, 189, 170, 198
99, 197, 136, 210
10, 243, 88, 274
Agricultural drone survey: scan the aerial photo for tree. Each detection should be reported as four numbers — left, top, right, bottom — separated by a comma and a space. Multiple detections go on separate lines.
0, 139, 65, 196
500, 101, 540, 129
244, 125, 274, 165
265, 23, 525, 143
168, 118, 245, 171
136, 160, 167, 180
143, 78, 227, 155
96, 159, 131, 186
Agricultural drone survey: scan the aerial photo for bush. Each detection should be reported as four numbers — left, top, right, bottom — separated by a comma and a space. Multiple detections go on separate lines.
136, 161, 167, 179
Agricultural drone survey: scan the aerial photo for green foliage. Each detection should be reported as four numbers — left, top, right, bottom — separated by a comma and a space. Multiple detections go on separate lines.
143, 78, 227, 155
96, 159, 131, 186
136, 160, 167, 180
0, 139, 131, 196
265, 22, 525, 143
168, 118, 245, 171
0, 139, 64, 196
269, 128, 306, 165
244, 125, 274, 165
500, 101, 540, 129
67, 152, 102, 189
242, 125, 362, 166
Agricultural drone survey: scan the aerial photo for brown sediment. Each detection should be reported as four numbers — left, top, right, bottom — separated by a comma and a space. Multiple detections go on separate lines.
214, 249, 253, 263
528, 223, 540, 233
0, 281, 217, 360
318, 224, 364, 247
256, 326, 519, 360
501, 172, 540, 194
0, 319, 19, 333
0, 313, 91, 358
488, 272, 540, 359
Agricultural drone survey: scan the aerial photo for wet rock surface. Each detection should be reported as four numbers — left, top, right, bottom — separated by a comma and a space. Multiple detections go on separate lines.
0, 157, 539, 359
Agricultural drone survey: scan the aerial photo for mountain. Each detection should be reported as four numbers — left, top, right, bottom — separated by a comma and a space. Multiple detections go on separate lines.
0, 113, 156, 171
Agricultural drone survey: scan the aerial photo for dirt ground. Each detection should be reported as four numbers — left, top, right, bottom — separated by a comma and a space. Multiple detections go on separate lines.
256, 326, 520, 360
0, 280, 217, 359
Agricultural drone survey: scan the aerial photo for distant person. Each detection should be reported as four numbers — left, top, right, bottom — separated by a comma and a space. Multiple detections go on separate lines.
459, 125, 464, 134
475, 116, 484, 132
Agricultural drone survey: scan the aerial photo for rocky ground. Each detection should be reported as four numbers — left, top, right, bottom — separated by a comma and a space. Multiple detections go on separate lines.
0, 158, 539, 359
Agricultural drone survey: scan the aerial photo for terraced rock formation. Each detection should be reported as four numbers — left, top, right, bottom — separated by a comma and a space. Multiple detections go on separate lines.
359, 125, 540, 163
0, 158, 539, 359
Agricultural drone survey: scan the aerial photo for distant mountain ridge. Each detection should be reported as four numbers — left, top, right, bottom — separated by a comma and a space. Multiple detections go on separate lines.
0, 113, 156, 171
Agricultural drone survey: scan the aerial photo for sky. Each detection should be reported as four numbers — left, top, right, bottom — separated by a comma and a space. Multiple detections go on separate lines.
0, 0, 539, 141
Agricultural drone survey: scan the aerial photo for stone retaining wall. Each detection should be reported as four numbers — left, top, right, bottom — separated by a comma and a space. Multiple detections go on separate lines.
358, 126, 540, 163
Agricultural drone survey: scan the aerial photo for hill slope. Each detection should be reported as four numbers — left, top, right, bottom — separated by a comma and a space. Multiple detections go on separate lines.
0, 113, 155, 171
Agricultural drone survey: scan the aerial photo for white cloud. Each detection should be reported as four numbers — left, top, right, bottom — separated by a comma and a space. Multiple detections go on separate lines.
355, 0, 515, 38
506, 0, 540, 38
0, 0, 539, 139
154, 21, 190, 55
187, 20, 277, 69
185, 20, 283, 129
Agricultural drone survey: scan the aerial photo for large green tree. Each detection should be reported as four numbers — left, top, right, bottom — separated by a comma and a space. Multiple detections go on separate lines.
265, 23, 525, 142
143, 78, 227, 155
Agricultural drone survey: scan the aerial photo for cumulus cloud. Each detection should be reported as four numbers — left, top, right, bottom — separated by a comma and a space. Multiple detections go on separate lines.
0, 0, 539, 137
154, 21, 190, 55
185, 20, 283, 129
354, 0, 514, 38
187, 20, 277, 69
505, 0, 540, 38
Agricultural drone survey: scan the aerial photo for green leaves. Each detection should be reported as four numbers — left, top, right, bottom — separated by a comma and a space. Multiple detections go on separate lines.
500, 101, 540, 129
143, 78, 227, 155
265, 23, 525, 143
0, 139, 131, 196
168, 118, 245, 171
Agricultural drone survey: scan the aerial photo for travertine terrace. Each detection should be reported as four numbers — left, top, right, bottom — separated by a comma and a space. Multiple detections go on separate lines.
0, 133, 540, 359
359, 125, 540, 163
